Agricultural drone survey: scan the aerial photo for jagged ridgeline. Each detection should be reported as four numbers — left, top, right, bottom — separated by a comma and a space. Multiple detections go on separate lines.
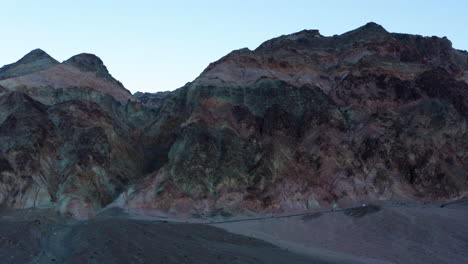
0, 22, 467, 218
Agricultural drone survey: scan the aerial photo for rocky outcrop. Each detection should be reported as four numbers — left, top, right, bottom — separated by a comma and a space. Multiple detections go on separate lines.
119, 22, 468, 215
0, 49, 59, 80
0, 91, 150, 217
0, 50, 133, 103
0, 51, 150, 218
0, 23, 467, 218
133, 91, 171, 108
64, 53, 125, 87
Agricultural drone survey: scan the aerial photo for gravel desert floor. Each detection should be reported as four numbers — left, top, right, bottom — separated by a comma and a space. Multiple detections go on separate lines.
0, 209, 324, 264
0, 201, 467, 264
218, 201, 468, 264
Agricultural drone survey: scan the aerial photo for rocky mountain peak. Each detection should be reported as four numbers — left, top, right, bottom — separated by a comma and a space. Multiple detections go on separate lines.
0, 48, 59, 80
255, 29, 323, 51
361, 21, 386, 31
338, 21, 390, 43
0, 50, 133, 103
64, 53, 122, 86
18, 48, 56, 63
285, 29, 322, 40
256, 22, 390, 51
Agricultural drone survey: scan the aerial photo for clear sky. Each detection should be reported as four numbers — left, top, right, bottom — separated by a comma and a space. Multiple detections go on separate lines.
1, 0, 467, 93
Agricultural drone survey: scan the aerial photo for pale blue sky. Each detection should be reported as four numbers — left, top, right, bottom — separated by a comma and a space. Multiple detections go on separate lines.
1, 0, 467, 93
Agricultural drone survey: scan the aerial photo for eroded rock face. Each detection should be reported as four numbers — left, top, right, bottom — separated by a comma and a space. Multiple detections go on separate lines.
133, 91, 171, 108
0, 52, 153, 218
0, 91, 151, 218
120, 22, 468, 215
0, 23, 467, 218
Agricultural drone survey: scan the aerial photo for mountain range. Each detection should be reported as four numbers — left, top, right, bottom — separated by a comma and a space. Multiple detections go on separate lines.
0, 22, 467, 218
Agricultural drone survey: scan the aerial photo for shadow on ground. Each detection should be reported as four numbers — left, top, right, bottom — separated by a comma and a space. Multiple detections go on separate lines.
0, 208, 330, 264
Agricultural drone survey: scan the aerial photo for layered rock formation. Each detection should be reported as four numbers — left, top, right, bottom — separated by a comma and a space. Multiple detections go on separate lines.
0, 23, 467, 218
0, 50, 152, 217
119, 23, 468, 215
133, 91, 171, 108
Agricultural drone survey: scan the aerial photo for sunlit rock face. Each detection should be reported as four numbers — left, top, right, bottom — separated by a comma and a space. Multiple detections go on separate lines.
1, 23, 467, 218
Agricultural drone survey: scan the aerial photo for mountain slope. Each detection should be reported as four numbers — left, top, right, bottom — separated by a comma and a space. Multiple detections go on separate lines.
0, 49, 59, 80
0, 51, 153, 217
0, 50, 133, 103
119, 22, 468, 215
0, 23, 467, 218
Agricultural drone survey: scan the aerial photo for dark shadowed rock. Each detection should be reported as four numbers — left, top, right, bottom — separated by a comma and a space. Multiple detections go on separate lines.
0, 213, 321, 264
133, 91, 171, 108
